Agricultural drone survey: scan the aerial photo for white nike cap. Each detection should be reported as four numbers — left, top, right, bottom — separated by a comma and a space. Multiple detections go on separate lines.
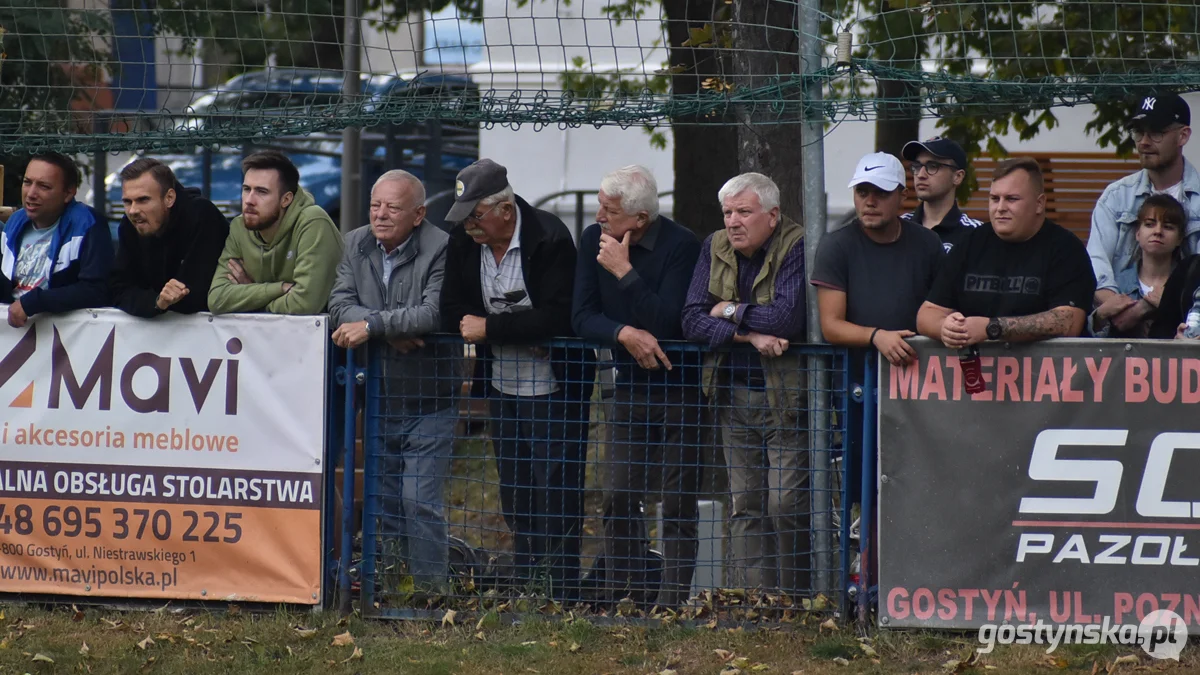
847, 152, 905, 191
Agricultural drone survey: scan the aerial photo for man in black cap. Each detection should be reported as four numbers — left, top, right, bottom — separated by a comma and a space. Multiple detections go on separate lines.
1089, 92, 1200, 310
900, 137, 982, 253
440, 158, 594, 598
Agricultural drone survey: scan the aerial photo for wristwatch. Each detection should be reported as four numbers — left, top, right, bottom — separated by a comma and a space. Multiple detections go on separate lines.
363, 321, 372, 337
722, 304, 738, 320
986, 317, 1003, 341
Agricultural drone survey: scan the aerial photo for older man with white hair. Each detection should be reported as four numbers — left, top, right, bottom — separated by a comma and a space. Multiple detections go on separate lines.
441, 158, 595, 599
682, 172, 810, 596
572, 164, 704, 609
328, 169, 459, 593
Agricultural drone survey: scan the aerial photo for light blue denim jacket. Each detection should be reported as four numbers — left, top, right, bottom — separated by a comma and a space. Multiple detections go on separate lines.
1087, 264, 1144, 337
1087, 159, 1200, 293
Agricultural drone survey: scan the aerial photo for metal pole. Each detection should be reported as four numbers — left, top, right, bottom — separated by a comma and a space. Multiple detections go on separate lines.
799, 0, 834, 604
92, 149, 108, 223
201, 146, 213, 199
339, 0, 363, 233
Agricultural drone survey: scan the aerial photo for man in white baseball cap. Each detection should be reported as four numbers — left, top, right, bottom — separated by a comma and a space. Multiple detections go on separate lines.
812, 151, 944, 367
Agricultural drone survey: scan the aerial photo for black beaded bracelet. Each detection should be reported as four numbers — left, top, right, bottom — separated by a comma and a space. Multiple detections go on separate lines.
869, 327, 881, 347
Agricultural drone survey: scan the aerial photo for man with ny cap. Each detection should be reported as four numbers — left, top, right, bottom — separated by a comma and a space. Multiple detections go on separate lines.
440, 159, 594, 598
1089, 92, 1200, 309
900, 137, 982, 253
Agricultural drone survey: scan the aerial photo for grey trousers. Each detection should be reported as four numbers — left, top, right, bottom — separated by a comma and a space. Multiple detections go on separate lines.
602, 383, 703, 607
719, 385, 811, 595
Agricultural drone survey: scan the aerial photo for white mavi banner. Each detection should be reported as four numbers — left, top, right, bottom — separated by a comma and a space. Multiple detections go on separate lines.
0, 309, 328, 604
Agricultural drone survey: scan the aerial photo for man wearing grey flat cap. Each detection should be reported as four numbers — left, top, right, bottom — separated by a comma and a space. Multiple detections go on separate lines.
441, 158, 594, 598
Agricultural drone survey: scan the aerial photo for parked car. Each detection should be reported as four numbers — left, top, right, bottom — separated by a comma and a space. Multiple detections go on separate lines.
92, 68, 480, 227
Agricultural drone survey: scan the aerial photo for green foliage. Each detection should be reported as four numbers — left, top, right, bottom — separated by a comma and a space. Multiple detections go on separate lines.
0, 1, 110, 137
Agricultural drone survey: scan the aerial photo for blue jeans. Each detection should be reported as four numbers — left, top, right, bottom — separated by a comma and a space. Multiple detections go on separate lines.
371, 404, 457, 587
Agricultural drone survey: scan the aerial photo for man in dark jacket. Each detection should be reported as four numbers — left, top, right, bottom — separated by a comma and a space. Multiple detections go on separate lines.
572, 165, 703, 609
329, 169, 457, 591
441, 158, 595, 598
1, 152, 114, 327
110, 158, 230, 316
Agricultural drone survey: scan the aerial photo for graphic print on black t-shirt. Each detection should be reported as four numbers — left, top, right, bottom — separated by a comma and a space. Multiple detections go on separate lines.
925, 219, 1096, 318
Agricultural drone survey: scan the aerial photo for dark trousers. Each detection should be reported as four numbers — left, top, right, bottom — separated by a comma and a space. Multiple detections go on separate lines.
603, 383, 703, 607
489, 393, 587, 595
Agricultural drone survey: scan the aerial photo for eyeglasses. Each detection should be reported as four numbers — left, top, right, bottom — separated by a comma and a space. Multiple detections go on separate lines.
909, 161, 959, 176
464, 203, 501, 226
1130, 125, 1184, 143
488, 289, 527, 308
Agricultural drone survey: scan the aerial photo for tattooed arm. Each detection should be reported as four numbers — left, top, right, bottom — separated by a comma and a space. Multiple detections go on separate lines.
997, 306, 1087, 342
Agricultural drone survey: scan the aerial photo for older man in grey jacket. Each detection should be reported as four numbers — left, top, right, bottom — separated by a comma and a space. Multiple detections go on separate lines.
329, 169, 458, 591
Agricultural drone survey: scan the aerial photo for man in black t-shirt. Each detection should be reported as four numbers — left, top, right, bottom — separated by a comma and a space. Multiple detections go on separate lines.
917, 157, 1096, 346
812, 152, 945, 366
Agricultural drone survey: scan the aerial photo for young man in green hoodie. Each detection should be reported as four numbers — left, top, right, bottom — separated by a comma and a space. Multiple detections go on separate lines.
208, 150, 344, 315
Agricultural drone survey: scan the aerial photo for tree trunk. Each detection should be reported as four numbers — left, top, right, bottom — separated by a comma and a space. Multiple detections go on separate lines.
872, 2, 922, 156
874, 78, 919, 156
730, 0, 802, 221
663, 0, 739, 239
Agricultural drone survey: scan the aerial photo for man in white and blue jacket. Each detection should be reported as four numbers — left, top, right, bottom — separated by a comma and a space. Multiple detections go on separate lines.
1, 153, 114, 327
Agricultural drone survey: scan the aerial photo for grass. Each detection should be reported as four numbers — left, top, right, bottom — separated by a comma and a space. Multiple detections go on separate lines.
0, 604, 1196, 675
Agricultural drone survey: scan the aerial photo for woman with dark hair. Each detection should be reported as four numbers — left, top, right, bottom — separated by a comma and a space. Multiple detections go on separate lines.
1090, 193, 1186, 338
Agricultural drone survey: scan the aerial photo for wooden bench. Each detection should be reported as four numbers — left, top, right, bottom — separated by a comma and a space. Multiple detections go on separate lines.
901, 151, 1144, 241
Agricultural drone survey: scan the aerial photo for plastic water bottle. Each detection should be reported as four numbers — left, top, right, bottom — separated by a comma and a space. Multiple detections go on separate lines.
1186, 287, 1200, 339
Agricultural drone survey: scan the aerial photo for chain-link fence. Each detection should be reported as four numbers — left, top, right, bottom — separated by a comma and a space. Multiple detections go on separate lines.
343, 337, 850, 623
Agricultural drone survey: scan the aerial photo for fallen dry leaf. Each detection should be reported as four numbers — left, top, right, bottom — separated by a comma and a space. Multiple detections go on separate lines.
750, 665, 770, 672
474, 632, 486, 641
293, 627, 318, 639
341, 646, 363, 663
79, 642, 89, 656
820, 618, 838, 632
715, 649, 735, 662
833, 657, 850, 666
569, 642, 581, 653
331, 631, 354, 647
31, 652, 54, 663
137, 636, 155, 650
521, 640, 538, 646
658, 670, 678, 675
719, 669, 741, 675
442, 609, 457, 627
71, 605, 84, 622
1107, 655, 1139, 673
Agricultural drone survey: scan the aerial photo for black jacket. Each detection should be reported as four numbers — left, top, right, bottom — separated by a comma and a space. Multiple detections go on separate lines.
110, 183, 230, 317
441, 195, 595, 402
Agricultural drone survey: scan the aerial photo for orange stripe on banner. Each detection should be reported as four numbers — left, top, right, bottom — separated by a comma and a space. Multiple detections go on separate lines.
0, 498, 320, 604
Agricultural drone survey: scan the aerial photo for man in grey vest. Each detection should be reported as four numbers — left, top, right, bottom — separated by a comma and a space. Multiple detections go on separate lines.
682, 172, 810, 596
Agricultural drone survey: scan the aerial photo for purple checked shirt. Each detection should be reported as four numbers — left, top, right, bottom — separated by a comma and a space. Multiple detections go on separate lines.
682, 232, 808, 349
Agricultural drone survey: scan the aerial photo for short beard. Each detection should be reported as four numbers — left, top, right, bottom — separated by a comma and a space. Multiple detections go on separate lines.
1141, 149, 1178, 172
244, 210, 280, 232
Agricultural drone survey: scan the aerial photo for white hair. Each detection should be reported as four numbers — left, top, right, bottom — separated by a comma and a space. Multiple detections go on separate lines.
479, 184, 515, 208
599, 165, 660, 219
718, 172, 780, 212
373, 169, 426, 204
